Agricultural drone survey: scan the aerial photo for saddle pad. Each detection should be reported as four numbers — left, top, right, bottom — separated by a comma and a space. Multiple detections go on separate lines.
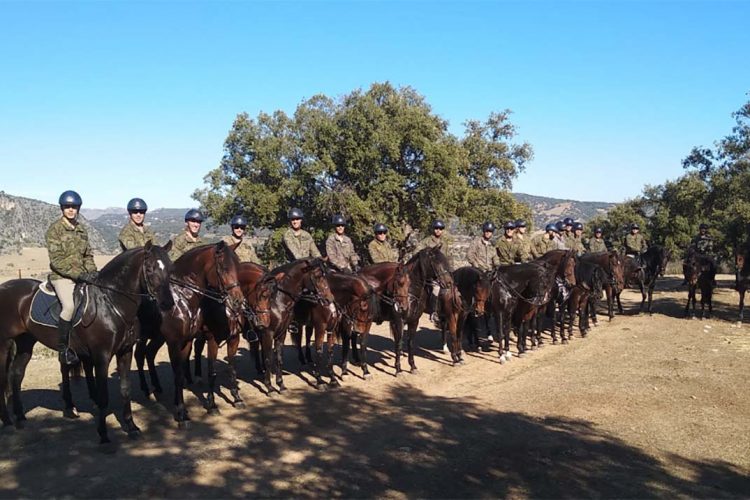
29, 285, 87, 328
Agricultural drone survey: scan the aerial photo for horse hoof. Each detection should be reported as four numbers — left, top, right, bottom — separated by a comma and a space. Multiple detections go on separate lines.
267, 390, 280, 399
153, 387, 163, 395
562, 339, 569, 345
99, 441, 117, 454
315, 383, 328, 392
127, 429, 142, 440
233, 400, 246, 409
278, 385, 288, 393
552, 339, 559, 345
410, 368, 419, 375
505, 353, 513, 362
499, 356, 506, 365
206, 407, 220, 416
518, 352, 527, 358
63, 407, 80, 419
363, 373, 373, 381
177, 420, 190, 430
395, 371, 405, 378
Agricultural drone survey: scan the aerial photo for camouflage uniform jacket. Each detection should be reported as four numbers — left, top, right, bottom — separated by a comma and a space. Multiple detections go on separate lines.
496, 237, 522, 266
531, 234, 557, 259
562, 232, 576, 249
466, 236, 499, 271
568, 236, 586, 256
690, 234, 714, 255
283, 228, 321, 261
222, 235, 261, 264
553, 233, 568, 250
588, 237, 608, 253
368, 238, 397, 264
169, 231, 203, 261
416, 234, 451, 251
119, 221, 157, 251
512, 235, 531, 263
326, 233, 360, 271
46, 217, 97, 281
623, 233, 647, 255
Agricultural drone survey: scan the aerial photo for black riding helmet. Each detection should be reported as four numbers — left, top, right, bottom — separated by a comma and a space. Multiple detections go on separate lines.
332, 214, 346, 226
230, 215, 248, 227
699, 223, 709, 230
503, 221, 516, 231
573, 222, 584, 231
374, 223, 388, 234
594, 227, 603, 234
482, 221, 495, 232
58, 190, 82, 208
563, 217, 574, 226
514, 219, 527, 228
432, 220, 446, 230
631, 223, 640, 230
288, 207, 304, 220
184, 209, 205, 223
545, 223, 558, 233
127, 198, 147, 213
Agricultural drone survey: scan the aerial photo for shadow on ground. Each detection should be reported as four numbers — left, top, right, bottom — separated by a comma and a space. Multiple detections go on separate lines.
2, 380, 748, 498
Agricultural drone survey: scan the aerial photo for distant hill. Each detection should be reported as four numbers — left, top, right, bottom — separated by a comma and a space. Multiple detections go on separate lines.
511, 193, 616, 229
1, 191, 616, 255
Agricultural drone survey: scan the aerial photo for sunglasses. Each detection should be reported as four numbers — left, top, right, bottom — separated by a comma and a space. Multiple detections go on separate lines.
130, 210, 146, 215
232, 225, 247, 230
335, 224, 345, 227
375, 231, 387, 235
62, 205, 78, 210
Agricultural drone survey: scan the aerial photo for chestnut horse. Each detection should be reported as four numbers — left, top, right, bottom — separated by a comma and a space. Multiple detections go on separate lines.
0, 242, 174, 443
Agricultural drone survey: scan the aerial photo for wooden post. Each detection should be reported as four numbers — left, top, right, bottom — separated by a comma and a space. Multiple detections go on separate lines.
18, 269, 22, 279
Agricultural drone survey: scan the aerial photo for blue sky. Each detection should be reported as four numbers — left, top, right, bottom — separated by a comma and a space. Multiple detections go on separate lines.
1, 0, 748, 210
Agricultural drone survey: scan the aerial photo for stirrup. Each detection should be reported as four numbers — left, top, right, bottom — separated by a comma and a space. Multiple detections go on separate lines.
59, 347, 79, 366
243, 328, 259, 343
430, 312, 440, 326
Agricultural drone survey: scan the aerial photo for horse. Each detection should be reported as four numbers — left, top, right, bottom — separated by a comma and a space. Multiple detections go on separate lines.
579, 250, 624, 319
683, 247, 715, 319
533, 250, 578, 347
248, 258, 335, 394
565, 259, 605, 338
736, 244, 750, 322
401, 247, 455, 373
191, 261, 275, 408
135, 242, 247, 427
621, 245, 671, 314
358, 262, 411, 374
453, 267, 492, 354
0, 241, 174, 443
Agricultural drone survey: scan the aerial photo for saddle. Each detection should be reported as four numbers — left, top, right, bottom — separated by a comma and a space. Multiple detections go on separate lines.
29, 278, 88, 328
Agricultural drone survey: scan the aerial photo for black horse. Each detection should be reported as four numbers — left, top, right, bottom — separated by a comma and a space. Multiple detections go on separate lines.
0, 242, 174, 443
736, 244, 750, 323
453, 267, 492, 353
683, 247, 715, 319
580, 251, 624, 320
565, 259, 606, 338
621, 245, 671, 314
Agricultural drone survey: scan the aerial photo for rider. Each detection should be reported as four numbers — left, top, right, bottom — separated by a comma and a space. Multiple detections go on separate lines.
282, 207, 322, 261
553, 221, 568, 249
118, 197, 157, 251
623, 223, 648, 257
531, 223, 559, 258
569, 222, 586, 256
325, 214, 360, 272
368, 223, 398, 263
588, 227, 608, 253
46, 190, 97, 365
496, 221, 522, 266
169, 209, 205, 261
512, 219, 531, 263
562, 217, 575, 248
467, 221, 499, 271
417, 219, 450, 324
223, 214, 261, 264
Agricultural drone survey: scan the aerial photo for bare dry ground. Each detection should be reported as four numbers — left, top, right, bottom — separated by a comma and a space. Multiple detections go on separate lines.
0, 252, 749, 498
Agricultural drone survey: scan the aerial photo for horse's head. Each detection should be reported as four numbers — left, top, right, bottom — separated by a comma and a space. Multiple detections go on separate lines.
425, 247, 454, 288
209, 241, 247, 336
472, 272, 492, 317
657, 246, 671, 278
387, 262, 411, 316
683, 250, 701, 287
247, 275, 274, 330
303, 258, 336, 308
608, 250, 626, 290
348, 277, 378, 334
142, 241, 175, 311
560, 250, 577, 288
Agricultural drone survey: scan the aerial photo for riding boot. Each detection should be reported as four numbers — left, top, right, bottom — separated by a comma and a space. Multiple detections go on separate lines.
429, 293, 440, 326
243, 323, 259, 343
57, 319, 79, 365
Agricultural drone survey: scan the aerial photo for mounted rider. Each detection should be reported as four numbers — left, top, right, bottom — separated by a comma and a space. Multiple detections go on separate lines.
512, 219, 531, 263
325, 214, 360, 272
569, 222, 586, 256
46, 190, 98, 365
169, 209, 205, 261
531, 223, 559, 258
223, 214, 261, 264
368, 223, 398, 263
119, 197, 157, 251
496, 221, 523, 265
467, 221, 499, 271
417, 219, 450, 324
588, 227, 608, 253
562, 217, 575, 248
553, 220, 568, 249
623, 223, 648, 258
282, 207, 321, 261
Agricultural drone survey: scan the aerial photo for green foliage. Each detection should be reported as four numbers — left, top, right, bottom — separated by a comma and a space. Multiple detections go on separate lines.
194, 83, 533, 253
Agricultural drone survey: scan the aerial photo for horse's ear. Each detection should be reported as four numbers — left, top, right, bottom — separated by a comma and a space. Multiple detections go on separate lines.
144, 240, 153, 252
162, 240, 173, 253
216, 240, 227, 251
274, 272, 286, 282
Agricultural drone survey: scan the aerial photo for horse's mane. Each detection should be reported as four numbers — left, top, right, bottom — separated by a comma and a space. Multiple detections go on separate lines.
97, 247, 143, 283
270, 257, 320, 276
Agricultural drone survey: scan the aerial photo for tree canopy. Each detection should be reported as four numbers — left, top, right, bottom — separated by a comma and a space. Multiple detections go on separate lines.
194, 82, 533, 263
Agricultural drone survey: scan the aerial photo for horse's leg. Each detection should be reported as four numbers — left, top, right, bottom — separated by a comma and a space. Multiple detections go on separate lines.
305, 323, 314, 364
205, 337, 220, 415
616, 290, 624, 314
406, 318, 418, 373
0, 338, 14, 426
351, 331, 362, 365
116, 347, 140, 437
638, 281, 646, 313
647, 283, 655, 315
60, 360, 81, 420
93, 354, 112, 444
259, 329, 276, 394
359, 331, 372, 379
326, 327, 339, 387
81, 358, 96, 401
193, 335, 205, 382
605, 285, 614, 320
312, 324, 327, 389
739, 289, 746, 322
169, 341, 192, 427
134, 338, 151, 398
183, 342, 194, 386
146, 336, 165, 395
226, 334, 244, 408
9, 335, 36, 426
340, 326, 351, 377
251, 338, 265, 376
274, 331, 287, 392
391, 313, 404, 375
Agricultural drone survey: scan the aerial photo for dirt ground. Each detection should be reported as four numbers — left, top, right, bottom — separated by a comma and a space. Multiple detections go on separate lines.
0, 256, 749, 498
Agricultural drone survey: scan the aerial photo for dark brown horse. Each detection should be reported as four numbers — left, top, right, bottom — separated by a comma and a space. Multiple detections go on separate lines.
0, 242, 174, 443
565, 259, 605, 338
358, 262, 411, 374
621, 245, 671, 314
135, 242, 246, 427
580, 250, 624, 319
453, 267, 491, 355
736, 244, 750, 323
402, 247, 455, 374
683, 247, 715, 319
